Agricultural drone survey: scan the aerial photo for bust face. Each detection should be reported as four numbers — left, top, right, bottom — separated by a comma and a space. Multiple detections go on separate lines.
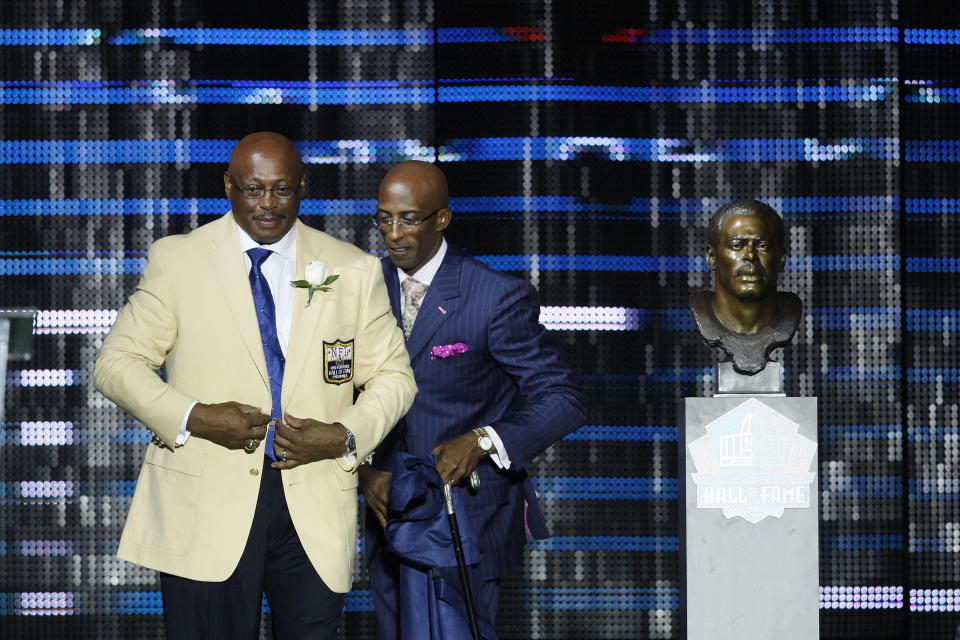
707, 214, 785, 301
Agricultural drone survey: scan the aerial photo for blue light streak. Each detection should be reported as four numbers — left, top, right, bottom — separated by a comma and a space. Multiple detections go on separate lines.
0, 195, 899, 217
0, 254, 900, 275
107, 27, 433, 46
533, 477, 678, 501
626, 27, 899, 45
0, 80, 891, 105
907, 258, 960, 272
0, 26, 916, 47
0, 28, 101, 45
0, 137, 900, 165
563, 426, 678, 441
905, 29, 960, 45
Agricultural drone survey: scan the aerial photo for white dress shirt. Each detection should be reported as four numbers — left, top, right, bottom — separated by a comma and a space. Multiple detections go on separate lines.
397, 239, 511, 469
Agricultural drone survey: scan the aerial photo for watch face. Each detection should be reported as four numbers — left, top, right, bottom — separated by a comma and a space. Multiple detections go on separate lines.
479, 435, 493, 451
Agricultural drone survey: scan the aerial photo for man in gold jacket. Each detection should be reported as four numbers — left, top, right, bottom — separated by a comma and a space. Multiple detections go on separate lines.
94, 132, 416, 639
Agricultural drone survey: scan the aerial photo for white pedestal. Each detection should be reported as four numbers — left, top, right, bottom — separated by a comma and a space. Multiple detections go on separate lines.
680, 396, 819, 640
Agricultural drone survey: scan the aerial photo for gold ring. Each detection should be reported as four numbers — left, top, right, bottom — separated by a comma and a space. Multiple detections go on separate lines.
244, 439, 258, 454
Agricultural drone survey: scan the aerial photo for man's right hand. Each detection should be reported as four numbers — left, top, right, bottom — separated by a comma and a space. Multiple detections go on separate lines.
358, 465, 392, 528
186, 402, 270, 450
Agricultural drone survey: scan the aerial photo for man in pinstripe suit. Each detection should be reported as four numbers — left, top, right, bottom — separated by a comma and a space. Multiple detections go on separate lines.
359, 161, 586, 638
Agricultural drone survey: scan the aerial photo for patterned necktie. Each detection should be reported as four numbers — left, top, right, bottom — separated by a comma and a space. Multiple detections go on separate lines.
401, 277, 429, 339
247, 248, 284, 461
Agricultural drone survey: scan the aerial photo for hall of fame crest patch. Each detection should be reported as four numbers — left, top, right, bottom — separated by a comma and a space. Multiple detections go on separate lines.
688, 398, 816, 524
323, 339, 354, 385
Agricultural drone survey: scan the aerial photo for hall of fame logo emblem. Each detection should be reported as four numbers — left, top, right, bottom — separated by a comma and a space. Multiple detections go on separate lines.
323, 339, 354, 385
688, 398, 816, 524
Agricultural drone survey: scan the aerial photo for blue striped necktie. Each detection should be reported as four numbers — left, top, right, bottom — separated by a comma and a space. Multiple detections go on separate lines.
247, 248, 284, 461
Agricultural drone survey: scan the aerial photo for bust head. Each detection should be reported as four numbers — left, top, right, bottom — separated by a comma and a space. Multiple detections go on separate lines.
690, 199, 802, 376
704, 199, 786, 335
706, 199, 786, 305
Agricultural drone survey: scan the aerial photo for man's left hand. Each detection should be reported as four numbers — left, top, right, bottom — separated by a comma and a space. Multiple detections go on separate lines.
271, 414, 349, 470
431, 431, 483, 484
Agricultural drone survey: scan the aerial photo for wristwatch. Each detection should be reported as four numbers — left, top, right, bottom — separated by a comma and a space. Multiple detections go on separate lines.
473, 427, 494, 456
344, 426, 356, 454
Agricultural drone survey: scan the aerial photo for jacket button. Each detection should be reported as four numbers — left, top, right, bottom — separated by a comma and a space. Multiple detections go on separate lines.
250, 469, 259, 476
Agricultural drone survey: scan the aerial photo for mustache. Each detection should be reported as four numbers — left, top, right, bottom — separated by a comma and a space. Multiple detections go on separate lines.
734, 264, 766, 277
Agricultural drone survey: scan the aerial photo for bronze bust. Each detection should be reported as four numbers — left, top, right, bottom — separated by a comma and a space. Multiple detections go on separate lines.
690, 199, 802, 375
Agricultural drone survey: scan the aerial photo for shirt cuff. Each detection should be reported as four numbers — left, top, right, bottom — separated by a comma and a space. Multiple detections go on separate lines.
176, 401, 199, 446
484, 426, 511, 469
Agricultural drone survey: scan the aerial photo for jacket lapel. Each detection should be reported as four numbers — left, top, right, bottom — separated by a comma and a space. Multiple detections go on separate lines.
404, 251, 462, 361
283, 221, 325, 407
208, 213, 269, 387
381, 258, 403, 330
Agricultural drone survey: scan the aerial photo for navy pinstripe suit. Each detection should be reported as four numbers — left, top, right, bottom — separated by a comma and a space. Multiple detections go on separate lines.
366, 247, 586, 637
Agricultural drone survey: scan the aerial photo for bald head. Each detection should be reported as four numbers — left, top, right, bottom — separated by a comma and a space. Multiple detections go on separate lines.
225, 132, 305, 244
376, 161, 451, 275
378, 161, 449, 212
228, 131, 303, 177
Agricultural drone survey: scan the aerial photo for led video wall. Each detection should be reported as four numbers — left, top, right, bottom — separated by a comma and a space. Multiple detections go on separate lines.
2, 0, 959, 638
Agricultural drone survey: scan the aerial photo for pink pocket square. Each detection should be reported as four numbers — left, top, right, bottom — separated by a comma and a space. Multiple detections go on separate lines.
430, 343, 469, 359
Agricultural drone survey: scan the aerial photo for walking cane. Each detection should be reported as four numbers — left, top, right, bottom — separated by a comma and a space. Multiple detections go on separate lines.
443, 481, 483, 640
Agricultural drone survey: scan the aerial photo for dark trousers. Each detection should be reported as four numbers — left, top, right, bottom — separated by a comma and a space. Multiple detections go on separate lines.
160, 457, 345, 640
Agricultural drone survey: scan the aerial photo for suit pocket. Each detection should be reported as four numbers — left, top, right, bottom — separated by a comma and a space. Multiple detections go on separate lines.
127, 447, 205, 555
144, 443, 206, 476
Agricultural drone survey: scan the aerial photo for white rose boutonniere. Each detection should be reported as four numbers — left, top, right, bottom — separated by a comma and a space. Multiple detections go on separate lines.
291, 260, 339, 307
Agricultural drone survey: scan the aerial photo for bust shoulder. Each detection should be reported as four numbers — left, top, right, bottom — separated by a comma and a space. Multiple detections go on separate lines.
689, 290, 802, 374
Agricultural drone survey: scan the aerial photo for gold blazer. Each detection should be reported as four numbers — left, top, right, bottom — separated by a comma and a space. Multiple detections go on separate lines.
94, 213, 416, 592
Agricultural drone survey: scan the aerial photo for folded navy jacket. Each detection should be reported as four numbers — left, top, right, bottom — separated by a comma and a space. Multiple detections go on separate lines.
382, 452, 496, 640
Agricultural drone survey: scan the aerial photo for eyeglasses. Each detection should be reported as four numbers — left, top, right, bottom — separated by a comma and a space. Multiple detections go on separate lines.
229, 176, 301, 201
371, 207, 441, 230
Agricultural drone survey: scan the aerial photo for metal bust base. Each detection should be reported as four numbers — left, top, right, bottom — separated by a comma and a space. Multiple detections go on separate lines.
716, 361, 783, 396
689, 290, 802, 375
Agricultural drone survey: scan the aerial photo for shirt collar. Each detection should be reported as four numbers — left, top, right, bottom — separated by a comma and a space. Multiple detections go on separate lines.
237, 222, 297, 263
397, 238, 447, 287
